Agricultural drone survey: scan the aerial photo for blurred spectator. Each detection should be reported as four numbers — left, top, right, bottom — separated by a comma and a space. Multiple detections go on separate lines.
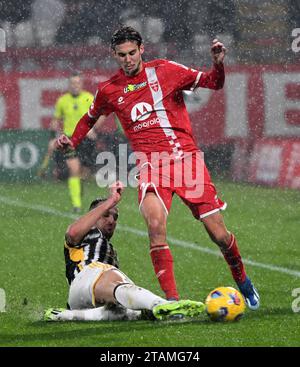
289, 0, 300, 28
0, 0, 31, 24
145, 17, 165, 44
0, 0, 32, 48
14, 21, 34, 47
55, 2, 86, 45
205, 0, 236, 39
119, 6, 143, 35
31, 0, 66, 46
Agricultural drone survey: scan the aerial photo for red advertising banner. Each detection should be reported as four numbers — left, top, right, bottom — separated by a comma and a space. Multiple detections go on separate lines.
1, 65, 300, 145
247, 139, 300, 189
0, 70, 116, 133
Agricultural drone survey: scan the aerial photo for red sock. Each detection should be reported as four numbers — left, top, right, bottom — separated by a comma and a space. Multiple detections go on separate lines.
150, 244, 179, 300
221, 234, 246, 283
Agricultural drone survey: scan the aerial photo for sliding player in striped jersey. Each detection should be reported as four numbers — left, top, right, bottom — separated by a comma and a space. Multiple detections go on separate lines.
44, 181, 205, 321
56, 26, 259, 310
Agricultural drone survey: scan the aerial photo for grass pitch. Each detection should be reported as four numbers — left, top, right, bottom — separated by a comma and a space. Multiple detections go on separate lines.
0, 179, 299, 347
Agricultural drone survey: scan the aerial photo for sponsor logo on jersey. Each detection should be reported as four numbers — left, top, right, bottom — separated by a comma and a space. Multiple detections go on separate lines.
131, 102, 153, 122
133, 117, 160, 132
131, 102, 160, 132
118, 96, 124, 104
124, 81, 147, 94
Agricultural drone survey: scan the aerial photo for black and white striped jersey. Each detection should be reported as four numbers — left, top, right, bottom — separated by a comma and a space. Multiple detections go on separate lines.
64, 227, 119, 285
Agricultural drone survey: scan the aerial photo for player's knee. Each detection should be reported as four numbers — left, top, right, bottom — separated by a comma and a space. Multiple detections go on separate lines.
94, 269, 124, 303
211, 231, 231, 248
147, 218, 166, 240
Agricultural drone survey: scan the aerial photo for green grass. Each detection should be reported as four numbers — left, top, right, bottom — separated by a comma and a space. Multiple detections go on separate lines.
0, 179, 300, 346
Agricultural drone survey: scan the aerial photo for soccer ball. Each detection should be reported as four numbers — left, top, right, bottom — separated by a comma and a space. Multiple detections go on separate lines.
205, 286, 246, 322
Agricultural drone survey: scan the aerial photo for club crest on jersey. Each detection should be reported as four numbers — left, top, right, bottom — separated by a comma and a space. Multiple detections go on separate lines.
124, 81, 147, 94
149, 80, 159, 92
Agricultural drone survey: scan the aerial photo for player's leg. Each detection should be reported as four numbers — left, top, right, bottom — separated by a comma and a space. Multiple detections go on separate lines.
94, 268, 167, 310
202, 211, 260, 310
78, 137, 97, 180
45, 265, 141, 321
66, 156, 82, 212
177, 153, 259, 310
44, 263, 205, 322
44, 305, 141, 321
140, 192, 179, 301
95, 268, 205, 321
202, 211, 246, 282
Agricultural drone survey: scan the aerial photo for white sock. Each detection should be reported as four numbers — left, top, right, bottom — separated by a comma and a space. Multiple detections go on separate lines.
56, 307, 108, 321
114, 283, 167, 310
55, 306, 141, 321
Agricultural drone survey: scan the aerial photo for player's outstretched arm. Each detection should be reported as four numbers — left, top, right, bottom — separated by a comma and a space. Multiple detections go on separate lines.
66, 181, 124, 245
198, 39, 226, 90
70, 112, 98, 148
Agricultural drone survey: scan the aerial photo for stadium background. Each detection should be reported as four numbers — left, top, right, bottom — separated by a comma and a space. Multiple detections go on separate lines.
0, 0, 300, 348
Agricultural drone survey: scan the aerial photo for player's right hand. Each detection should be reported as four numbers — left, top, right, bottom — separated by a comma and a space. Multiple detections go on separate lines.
109, 181, 124, 204
55, 134, 74, 151
211, 39, 226, 64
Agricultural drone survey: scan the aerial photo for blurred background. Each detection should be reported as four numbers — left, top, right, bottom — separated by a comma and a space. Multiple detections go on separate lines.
0, 0, 299, 188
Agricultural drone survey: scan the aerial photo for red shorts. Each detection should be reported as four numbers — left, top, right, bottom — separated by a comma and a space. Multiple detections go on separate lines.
137, 151, 226, 220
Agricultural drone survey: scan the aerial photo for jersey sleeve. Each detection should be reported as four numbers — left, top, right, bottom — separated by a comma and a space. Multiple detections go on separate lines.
88, 84, 114, 120
166, 60, 224, 91
197, 63, 225, 90
165, 60, 203, 91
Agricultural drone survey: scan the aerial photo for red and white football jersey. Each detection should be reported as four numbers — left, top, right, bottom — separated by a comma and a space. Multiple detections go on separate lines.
88, 59, 224, 157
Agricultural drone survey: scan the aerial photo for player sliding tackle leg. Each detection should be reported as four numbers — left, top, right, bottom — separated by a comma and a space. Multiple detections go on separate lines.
44, 181, 205, 322
45, 270, 206, 321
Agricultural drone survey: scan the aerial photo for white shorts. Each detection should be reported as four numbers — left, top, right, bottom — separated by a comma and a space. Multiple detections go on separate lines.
68, 262, 132, 310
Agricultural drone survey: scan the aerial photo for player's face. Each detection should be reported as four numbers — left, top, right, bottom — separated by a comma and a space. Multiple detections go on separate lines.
96, 207, 119, 239
69, 76, 82, 96
113, 41, 144, 76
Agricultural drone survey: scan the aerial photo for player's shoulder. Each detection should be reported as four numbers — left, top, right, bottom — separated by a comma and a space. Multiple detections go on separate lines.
145, 59, 192, 72
96, 70, 124, 94
145, 59, 169, 69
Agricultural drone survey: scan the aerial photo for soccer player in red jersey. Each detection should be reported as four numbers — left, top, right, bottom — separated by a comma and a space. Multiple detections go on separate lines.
56, 26, 259, 310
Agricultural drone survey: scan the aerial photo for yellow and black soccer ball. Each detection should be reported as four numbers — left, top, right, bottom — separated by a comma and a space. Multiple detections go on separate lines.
205, 286, 246, 322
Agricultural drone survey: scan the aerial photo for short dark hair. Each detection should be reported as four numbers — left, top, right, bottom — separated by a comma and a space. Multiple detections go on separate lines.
111, 26, 143, 50
89, 197, 107, 211
70, 71, 82, 79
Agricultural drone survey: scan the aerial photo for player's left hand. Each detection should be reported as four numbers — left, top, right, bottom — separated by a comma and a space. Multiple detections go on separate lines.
211, 39, 226, 64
